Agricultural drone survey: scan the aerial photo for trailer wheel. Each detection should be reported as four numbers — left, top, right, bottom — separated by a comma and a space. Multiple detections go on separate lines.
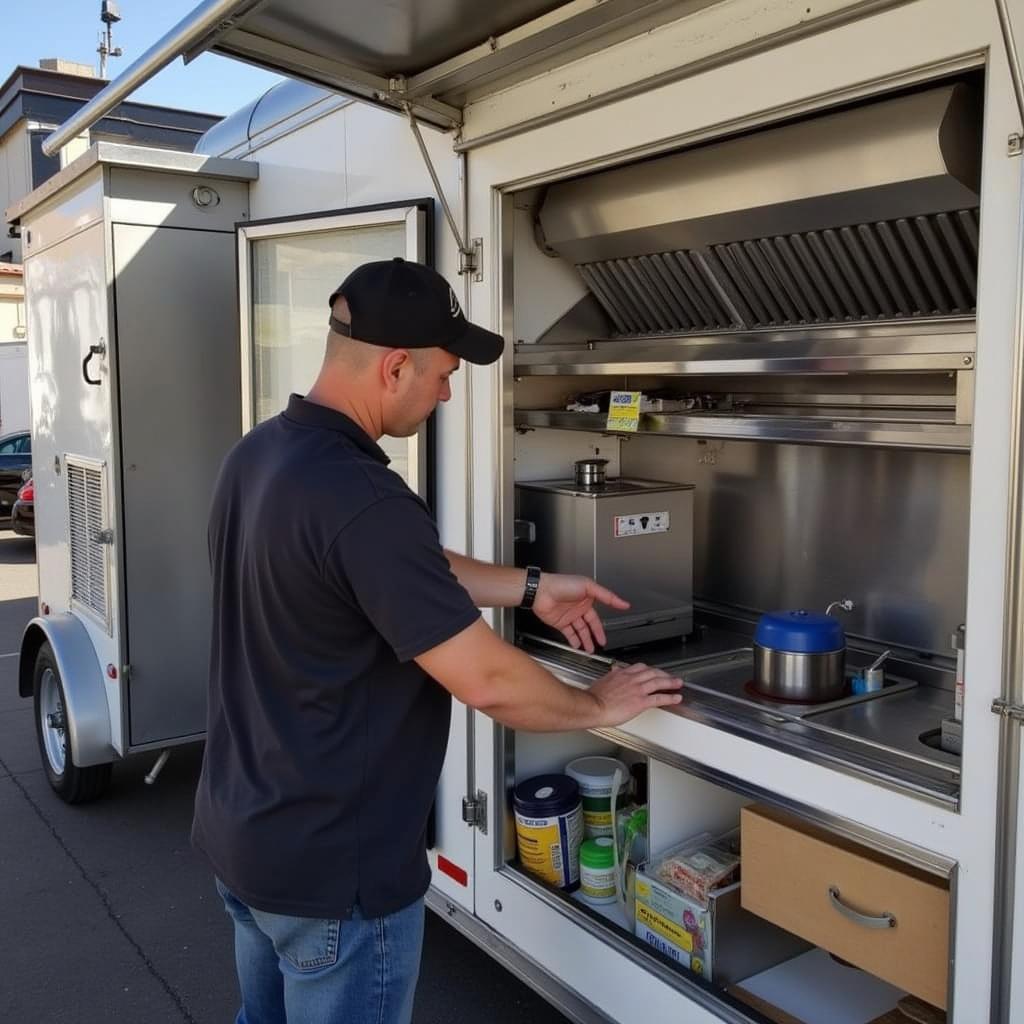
33, 643, 111, 804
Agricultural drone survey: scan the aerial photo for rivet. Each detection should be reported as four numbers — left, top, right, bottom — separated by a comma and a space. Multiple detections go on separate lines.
494, 900, 503, 912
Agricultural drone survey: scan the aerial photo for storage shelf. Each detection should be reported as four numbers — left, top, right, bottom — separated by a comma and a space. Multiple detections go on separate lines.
514, 409, 971, 452
513, 322, 975, 378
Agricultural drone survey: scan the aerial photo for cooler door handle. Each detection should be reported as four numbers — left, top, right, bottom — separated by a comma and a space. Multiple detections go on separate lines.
828, 886, 896, 929
82, 342, 106, 386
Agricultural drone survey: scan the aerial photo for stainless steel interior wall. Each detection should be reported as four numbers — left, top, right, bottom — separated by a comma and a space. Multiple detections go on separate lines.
621, 435, 969, 655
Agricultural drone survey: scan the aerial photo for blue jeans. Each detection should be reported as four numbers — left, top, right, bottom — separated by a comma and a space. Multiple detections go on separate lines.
216, 879, 424, 1024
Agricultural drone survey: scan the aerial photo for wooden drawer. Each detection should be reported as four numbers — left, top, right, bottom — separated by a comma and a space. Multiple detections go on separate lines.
740, 805, 950, 1009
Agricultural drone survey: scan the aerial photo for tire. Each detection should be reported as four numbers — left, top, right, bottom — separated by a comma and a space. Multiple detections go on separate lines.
33, 642, 111, 804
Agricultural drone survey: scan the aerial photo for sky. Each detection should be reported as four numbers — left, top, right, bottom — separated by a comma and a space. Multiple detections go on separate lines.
2, 0, 283, 116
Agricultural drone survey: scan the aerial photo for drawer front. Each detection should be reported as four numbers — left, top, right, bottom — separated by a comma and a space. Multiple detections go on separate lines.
740, 806, 950, 1009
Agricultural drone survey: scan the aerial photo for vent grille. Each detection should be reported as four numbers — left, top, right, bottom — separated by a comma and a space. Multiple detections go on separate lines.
578, 208, 980, 336
67, 458, 110, 629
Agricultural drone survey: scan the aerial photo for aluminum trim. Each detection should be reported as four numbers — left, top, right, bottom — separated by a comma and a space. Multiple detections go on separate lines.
492, 866, 763, 1024
6, 142, 258, 224
424, 888, 611, 1024
990, 134, 1024, 1024
994, 0, 1024, 131
514, 409, 972, 451
586, 723, 958, 871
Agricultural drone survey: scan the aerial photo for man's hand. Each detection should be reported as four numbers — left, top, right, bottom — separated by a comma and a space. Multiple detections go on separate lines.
589, 663, 683, 727
531, 573, 630, 653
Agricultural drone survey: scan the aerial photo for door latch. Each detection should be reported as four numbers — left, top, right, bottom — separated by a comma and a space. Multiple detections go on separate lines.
992, 698, 1024, 723
462, 790, 488, 833
458, 238, 483, 282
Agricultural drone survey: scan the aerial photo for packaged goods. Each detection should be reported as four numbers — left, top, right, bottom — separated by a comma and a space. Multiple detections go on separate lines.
656, 840, 740, 906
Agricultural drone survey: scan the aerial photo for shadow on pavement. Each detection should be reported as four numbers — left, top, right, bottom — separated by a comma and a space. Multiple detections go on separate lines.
0, 530, 35, 565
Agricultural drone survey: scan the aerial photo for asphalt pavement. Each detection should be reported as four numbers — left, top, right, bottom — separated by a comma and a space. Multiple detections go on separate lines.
0, 528, 570, 1024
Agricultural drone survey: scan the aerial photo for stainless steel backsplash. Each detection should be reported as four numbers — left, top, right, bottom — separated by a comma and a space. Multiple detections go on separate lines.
621, 436, 968, 656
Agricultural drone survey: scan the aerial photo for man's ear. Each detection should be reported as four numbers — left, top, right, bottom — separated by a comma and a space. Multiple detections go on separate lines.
380, 349, 412, 392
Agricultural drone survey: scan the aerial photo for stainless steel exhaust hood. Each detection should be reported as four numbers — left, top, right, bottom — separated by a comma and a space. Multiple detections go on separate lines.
538, 84, 982, 335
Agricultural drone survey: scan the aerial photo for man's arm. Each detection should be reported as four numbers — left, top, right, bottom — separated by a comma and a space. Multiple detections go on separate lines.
444, 549, 630, 652
416, 618, 682, 732
443, 549, 528, 607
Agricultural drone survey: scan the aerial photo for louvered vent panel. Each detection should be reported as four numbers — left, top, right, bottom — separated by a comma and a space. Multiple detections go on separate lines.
578, 208, 980, 336
67, 459, 110, 629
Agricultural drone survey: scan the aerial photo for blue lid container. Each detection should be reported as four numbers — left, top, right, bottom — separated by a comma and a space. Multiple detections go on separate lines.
754, 609, 846, 654
514, 774, 581, 816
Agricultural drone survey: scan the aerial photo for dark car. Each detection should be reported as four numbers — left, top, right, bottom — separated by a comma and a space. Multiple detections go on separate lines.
0, 430, 31, 520
11, 477, 33, 538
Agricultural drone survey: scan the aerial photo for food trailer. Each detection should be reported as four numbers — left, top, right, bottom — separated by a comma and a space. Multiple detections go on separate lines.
9, 1, 1024, 1020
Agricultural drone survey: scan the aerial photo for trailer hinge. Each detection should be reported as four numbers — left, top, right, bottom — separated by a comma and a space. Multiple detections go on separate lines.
90, 528, 114, 545
458, 239, 483, 281
1009, 133, 1023, 157
992, 698, 1024, 722
462, 790, 488, 833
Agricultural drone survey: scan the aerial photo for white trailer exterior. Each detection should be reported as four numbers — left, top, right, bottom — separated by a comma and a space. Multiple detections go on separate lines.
12, 1, 1024, 1022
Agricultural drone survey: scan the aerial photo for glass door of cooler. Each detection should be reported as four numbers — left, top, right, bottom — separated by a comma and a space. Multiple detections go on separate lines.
237, 201, 432, 498
235, 198, 477, 910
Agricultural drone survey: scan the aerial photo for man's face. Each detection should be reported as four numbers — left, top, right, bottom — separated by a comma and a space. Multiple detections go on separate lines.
384, 347, 460, 437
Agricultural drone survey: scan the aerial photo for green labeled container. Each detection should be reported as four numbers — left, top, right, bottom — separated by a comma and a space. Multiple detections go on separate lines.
579, 836, 618, 904
565, 756, 630, 838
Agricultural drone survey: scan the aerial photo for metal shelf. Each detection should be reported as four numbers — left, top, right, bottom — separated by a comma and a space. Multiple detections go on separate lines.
514, 409, 971, 451
513, 321, 976, 377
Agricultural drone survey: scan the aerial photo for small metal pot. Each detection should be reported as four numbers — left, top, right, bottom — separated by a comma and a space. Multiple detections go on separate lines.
753, 607, 848, 703
753, 644, 846, 702
574, 458, 609, 488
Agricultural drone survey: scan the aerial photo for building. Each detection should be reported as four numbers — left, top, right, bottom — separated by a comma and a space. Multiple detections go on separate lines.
0, 60, 221, 262
0, 263, 27, 434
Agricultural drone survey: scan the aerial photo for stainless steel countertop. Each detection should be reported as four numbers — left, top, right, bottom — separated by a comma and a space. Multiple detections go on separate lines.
519, 626, 961, 808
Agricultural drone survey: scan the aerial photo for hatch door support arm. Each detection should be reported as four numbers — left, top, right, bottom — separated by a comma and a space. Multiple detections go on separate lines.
404, 103, 481, 278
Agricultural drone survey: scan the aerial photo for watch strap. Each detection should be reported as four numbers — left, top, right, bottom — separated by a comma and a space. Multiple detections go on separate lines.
520, 565, 541, 610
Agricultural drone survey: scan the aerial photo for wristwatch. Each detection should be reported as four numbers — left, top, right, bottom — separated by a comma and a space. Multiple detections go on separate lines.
520, 565, 541, 610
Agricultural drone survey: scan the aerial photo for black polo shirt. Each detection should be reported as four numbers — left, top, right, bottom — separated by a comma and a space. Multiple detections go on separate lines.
192, 394, 480, 920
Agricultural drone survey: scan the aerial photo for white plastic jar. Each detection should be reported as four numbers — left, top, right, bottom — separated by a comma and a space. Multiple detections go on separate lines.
565, 756, 630, 838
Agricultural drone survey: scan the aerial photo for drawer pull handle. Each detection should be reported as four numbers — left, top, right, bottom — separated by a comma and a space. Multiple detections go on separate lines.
828, 886, 896, 929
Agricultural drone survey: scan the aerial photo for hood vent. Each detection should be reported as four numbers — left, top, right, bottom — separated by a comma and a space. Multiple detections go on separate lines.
579, 208, 980, 334
541, 84, 981, 336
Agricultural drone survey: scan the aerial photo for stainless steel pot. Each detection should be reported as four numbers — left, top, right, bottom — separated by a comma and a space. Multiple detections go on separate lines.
574, 458, 608, 488
753, 644, 846, 702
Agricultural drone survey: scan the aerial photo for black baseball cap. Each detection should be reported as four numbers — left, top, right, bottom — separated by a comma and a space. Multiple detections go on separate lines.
328, 258, 504, 365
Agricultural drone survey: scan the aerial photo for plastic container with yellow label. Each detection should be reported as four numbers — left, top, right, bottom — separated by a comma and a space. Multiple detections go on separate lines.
514, 774, 584, 891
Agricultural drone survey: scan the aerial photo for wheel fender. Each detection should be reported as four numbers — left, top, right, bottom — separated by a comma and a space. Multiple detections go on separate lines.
20, 616, 114, 767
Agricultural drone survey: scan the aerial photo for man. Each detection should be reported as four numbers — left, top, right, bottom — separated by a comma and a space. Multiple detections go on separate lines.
192, 258, 682, 1024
